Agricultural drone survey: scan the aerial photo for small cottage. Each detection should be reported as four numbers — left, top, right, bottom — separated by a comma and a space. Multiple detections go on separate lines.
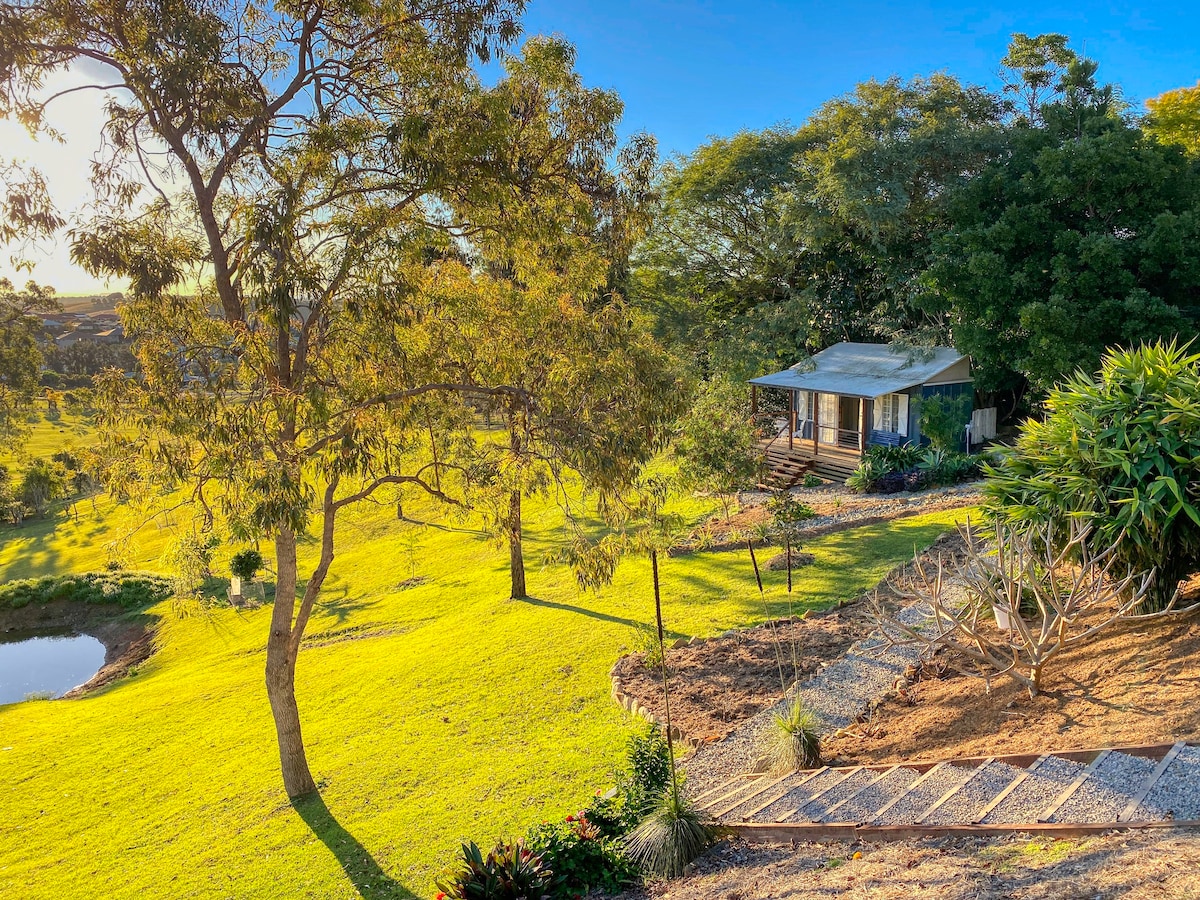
749, 342, 975, 482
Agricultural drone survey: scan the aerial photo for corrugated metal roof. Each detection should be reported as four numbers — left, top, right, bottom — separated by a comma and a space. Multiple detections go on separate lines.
749, 342, 967, 399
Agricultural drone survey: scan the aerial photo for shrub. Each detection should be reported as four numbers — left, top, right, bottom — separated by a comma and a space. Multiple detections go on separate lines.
766, 492, 815, 525
230, 549, 264, 581
0, 572, 172, 610
848, 444, 980, 493
435, 840, 550, 900
526, 813, 638, 898
160, 532, 220, 596
802, 473, 822, 488
623, 789, 715, 880
985, 341, 1200, 611
918, 392, 973, 452
619, 725, 673, 821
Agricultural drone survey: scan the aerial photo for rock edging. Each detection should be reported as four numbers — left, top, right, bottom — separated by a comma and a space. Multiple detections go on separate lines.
610, 655, 704, 750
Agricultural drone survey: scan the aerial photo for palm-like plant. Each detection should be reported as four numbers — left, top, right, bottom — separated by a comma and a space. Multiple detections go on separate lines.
765, 697, 822, 774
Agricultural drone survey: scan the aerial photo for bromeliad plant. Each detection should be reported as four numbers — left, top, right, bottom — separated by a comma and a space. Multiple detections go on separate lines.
435, 839, 550, 900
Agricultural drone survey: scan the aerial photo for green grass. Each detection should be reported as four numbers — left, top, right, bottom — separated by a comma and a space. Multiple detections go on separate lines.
1, 410, 100, 471
0, 484, 971, 899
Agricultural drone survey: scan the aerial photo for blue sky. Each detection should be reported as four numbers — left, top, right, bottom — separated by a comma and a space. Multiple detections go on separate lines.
519, 0, 1200, 157
5, 1, 1198, 293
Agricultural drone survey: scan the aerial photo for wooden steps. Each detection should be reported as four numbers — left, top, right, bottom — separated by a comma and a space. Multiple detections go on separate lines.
703, 741, 1200, 843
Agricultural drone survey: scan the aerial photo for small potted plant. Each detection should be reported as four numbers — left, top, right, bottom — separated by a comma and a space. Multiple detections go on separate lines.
229, 549, 265, 606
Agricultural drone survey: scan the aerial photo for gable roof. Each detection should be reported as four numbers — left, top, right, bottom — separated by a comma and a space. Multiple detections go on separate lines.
749, 342, 968, 399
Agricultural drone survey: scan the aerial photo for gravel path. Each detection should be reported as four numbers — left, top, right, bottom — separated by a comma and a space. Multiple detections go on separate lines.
980, 756, 1086, 824
1051, 751, 1158, 824
923, 761, 1025, 825
749, 768, 847, 823
873, 764, 972, 825
1137, 745, 1200, 821
824, 766, 922, 823
796, 767, 877, 822
684, 596, 946, 795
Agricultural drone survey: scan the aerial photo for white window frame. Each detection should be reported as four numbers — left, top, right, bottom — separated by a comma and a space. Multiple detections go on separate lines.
873, 392, 909, 437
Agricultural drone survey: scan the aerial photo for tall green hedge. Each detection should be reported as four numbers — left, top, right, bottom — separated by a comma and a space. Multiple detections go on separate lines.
0, 572, 173, 610
984, 341, 1200, 611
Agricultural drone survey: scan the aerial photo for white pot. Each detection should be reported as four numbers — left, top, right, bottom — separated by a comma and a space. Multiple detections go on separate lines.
992, 602, 1014, 631
230, 575, 242, 597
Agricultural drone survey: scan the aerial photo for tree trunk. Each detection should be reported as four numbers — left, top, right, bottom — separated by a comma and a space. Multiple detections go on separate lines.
508, 489, 526, 599
266, 527, 317, 798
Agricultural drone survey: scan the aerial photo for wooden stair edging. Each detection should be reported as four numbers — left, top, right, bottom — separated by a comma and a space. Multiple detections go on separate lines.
1038, 749, 1112, 823
713, 741, 1200, 842
731, 818, 1200, 844
1118, 741, 1187, 823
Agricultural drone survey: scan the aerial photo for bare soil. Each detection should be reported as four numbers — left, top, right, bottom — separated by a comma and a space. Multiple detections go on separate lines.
619, 830, 1200, 900
823, 607, 1200, 766
0, 600, 156, 697
613, 610, 871, 743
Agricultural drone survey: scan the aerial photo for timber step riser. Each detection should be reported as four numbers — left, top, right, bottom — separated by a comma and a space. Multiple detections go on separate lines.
708, 741, 1200, 843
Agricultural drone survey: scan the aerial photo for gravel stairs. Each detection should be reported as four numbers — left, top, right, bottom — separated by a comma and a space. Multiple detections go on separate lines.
702, 743, 1200, 831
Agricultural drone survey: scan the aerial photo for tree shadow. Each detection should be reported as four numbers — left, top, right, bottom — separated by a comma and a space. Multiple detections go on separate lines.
292, 794, 415, 899
515, 595, 688, 639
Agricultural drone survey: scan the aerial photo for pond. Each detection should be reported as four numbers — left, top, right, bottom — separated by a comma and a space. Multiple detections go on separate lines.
0, 630, 107, 705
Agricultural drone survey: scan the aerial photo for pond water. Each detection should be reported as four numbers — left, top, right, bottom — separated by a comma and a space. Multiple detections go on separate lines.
0, 631, 107, 705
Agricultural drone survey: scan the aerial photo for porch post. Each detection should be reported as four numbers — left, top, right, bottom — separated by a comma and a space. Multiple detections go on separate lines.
788, 390, 795, 450
812, 392, 820, 456
750, 384, 758, 418
860, 397, 869, 452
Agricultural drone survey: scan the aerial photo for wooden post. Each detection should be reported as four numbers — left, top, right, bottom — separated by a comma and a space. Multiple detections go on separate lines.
812, 392, 820, 456
860, 397, 869, 453
751, 384, 758, 418
788, 389, 795, 450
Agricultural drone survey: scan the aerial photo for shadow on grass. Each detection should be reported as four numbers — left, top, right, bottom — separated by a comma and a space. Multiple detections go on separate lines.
292, 794, 415, 900
515, 595, 687, 639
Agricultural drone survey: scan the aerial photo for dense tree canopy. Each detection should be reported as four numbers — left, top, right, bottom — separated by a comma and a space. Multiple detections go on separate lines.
634, 34, 1200, 410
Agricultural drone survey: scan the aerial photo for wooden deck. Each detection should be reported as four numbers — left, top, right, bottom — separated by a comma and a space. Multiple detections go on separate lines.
759, 437, 861, 486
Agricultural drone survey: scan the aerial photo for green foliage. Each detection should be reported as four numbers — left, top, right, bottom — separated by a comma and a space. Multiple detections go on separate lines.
918, 393, 972, 452
0, 279, 59, 442
984, 341, 1200, 611
675, 380, 760, 513
623, 789, 715, 879
765, 697, 822, 774
435, 839, 550, 900
767, 492, 816, 525
525, 811, 639, 899
917, 449, 983, 486
802, 473, 823, 488
229, 549, 264, 581
619, 725, 673, 821
17, 457, 66, 518
1145, 81, 1200, 158
848, 444, 980, 494
846, 444, 922, 493
0, 571, 172, 609
160, 532, 219, 597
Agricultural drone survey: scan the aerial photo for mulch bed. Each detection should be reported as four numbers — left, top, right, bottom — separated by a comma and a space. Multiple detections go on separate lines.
613, 530, 970, 744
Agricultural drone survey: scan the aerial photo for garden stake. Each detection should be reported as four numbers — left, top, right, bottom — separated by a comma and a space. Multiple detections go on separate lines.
650, 549, 680, 805
786, 535, 792, 594
747, 539, 790, 695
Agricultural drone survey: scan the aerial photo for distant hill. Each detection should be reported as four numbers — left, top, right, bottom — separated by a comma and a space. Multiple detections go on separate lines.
56, 293, 124, 315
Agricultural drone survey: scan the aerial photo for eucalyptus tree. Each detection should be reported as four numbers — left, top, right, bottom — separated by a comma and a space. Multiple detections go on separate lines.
0, 277, 56, 439
0, 0, 650, 798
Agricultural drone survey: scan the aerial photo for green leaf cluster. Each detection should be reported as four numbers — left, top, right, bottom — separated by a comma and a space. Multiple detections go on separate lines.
984, 340, 1200, 610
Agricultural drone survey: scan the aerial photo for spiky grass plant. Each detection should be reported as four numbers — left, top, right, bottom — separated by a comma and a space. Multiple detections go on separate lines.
765, 697, 822, 774
624, 786, 715, 879
622, 550, 716, 880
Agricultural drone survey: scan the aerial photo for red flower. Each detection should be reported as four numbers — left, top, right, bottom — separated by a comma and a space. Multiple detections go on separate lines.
565, 814, 575, 822
435, 894, 446, 900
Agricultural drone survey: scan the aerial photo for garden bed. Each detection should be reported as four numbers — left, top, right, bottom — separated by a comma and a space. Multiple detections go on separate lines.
674, 483, 980, 554
614, 531, 971, 745
822, 591, 1200, 766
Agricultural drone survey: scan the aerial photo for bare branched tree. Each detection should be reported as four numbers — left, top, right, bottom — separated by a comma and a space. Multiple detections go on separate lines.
870, 518, 1200, 698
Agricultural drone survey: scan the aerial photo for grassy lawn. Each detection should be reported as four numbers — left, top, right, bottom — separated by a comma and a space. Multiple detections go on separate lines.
0, 472, 971, 899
